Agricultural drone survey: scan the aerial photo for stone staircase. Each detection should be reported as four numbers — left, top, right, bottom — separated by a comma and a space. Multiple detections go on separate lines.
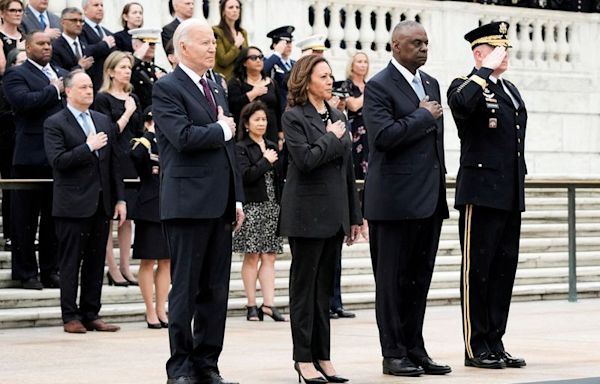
0, 188, 600, 329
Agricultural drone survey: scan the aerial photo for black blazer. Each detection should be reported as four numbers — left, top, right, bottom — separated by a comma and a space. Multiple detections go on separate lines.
114, 29, 133, 52
161, 18, 180, 52
20, 7, 61, 34
363, 62, 449, 220
236, 137, 282, 203
279, 103, 362, 238
51, 36, 90, 71
152, 66, 244, 221
44, 108, 125, 218
80, 23, 115, 91
448, 67, 528, 212
2, 61, 68, 166
130, 131, 160, 222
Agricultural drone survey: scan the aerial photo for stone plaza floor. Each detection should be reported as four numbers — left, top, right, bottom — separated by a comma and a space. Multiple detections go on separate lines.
1, 299, 599, 384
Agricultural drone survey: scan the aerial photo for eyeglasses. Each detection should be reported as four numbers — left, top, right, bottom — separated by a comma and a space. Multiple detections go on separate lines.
64, 18, 85, 23
246, 54, 264, 61
6, 8, 23, 13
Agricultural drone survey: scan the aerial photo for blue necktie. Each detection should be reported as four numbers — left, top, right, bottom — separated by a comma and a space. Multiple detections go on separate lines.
412, 76, 426, 100
80, 112, 95, 136
39, 13, 46, 29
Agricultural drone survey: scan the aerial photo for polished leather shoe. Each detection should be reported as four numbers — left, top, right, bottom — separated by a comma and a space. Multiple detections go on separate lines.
465, 352, 506, 369
63, 320, 87, 334
22, 277, 43, 290
197, 370, 238, 384
41, 273, 60, 288
414, 357, 452, 375
83, 319, 120, 332
333, 307, 356, 318
496, 351, 526, 368
382, 357, 424, 376
166, 377, 198, 384
329, 310, 339, 319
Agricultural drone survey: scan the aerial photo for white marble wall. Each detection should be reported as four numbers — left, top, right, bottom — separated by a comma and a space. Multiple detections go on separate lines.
47, 0, 600, 177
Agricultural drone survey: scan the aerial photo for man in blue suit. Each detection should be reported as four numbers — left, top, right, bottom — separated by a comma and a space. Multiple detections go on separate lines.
152, 19, 244, 384
21, 0, 61, 38
3, 30, 67, 290
363, 21, 450, 377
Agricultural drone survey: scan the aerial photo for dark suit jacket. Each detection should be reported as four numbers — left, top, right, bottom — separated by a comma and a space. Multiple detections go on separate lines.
51, 36, 90, 71
130, 131, 160, 223
236, 137, 282, 203
279, 103, 362, 238
80, 23, 115, 91
2, 61, 68, 166
447, 67, 527, 212
20, 7, 61, 34
161, 18, 180, 52
44, 108, 125, 218
152, 66, 244, 221
114, 29, 133, 52
363, 62, 449, 221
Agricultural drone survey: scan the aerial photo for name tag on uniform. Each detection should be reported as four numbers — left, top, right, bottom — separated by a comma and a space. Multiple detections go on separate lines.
489, 118, 498, 129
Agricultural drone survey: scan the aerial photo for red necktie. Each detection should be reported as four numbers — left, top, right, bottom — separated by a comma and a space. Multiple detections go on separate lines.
199, 78, 217, 116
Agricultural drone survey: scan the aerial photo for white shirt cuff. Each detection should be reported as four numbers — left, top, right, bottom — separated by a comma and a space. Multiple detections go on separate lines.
219, 121, 233, 141
235, 202, 242, 209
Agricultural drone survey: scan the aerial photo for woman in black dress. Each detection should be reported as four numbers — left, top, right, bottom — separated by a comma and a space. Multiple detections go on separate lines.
232, 101, 285, 322
130, 107, 169, 329
345, 52, 370, 180
227, 46, 282, 144
281, 55, 362, 383
113, 2, 143, 53
93, 51, 143, 287
0, 0, 24, 75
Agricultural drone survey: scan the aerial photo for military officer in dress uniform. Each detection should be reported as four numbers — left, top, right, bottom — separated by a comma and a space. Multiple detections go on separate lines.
129, 28, 167, 110
264, 26, 295, 114
447, 21, 528, 370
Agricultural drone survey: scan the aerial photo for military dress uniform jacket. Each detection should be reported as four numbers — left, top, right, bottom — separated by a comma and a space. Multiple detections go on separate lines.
131, 58, 165, 110
447, 67, 527, 212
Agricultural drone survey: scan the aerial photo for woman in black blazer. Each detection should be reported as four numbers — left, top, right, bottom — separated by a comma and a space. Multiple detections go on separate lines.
130, 107, 170, 329
233, 101, 285, 322
280, 55, 362, 383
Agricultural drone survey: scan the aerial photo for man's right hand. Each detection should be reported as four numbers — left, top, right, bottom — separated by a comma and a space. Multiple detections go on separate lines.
217, 106, 236, 138
103, 35, 116, 48
87, 132, 108, 151
419, 96, 443, 120
326, 119, 346, 139
50, 78, 64, 93
78, 56, 94, 70
45, 27, 61, 40
481, 46, 507, 71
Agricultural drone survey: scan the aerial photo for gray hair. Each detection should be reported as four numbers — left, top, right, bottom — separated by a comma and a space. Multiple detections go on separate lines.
173, 18, 209, 60
392, 20, 423, 40
64, 69, 87, 89
61, 7, 82, 18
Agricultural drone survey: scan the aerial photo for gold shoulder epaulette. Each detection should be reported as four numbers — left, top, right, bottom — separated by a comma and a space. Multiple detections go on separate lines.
131, 137, 152, 151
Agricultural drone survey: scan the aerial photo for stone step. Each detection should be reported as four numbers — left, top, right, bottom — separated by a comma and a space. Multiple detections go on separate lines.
1, 281, 599, 329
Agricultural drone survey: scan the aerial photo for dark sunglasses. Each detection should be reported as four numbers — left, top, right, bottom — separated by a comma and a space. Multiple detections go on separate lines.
6, 8, 23, 13
64, 18, 85, 23
246, 54, 264, 61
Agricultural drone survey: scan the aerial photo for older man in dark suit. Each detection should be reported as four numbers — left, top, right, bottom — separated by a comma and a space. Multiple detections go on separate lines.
21, 0, 61, 38
363, 21, 450, 377
51, 7, 94, 72
80, 0, 115, 90
161, 0, 194, 52
153, 19, 243, 384
44, 69, 125, 334
2, 30, 67, 290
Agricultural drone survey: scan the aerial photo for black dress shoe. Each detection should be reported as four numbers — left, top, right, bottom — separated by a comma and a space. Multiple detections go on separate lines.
333, 307, 356, 318
3, 238, 11, 251
197, 370, 238, 384
314, 362, 349, 382
382, 357, 424, 376
329, 310, 339, 319
465, 352, 506, 369
166, 377, 198, 384
414, 357, 452, 375
21, 277, 43, 290
41, 273, 60, 288
496, 351, 526, 368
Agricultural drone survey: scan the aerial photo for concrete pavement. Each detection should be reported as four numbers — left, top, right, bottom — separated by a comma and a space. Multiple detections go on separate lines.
1, 299, 599, 384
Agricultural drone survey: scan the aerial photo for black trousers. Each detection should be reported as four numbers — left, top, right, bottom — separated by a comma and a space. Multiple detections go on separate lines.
0, 131, 14, 239
329, 251, 343, 311
369, 209, 444, 360
10, 165, 58, 281
458, 205, 521, 358
164, 217, 233, 379
289, 232, 344, 362
55, 200, 110, 323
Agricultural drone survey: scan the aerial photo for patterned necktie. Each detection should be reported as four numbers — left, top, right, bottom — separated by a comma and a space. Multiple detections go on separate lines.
199, 78, 217, 116
80, 112, 95, 136
41, 66, 55, 80
73, 41, 82, 59
412, 76, 426, 100
39, 13, 46, 29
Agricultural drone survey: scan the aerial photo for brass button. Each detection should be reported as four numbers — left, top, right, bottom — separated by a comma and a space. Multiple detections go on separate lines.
518, 138, 521, 143
477, 163, 482, 168
518, 152, 521, 157
516, 125, 520, 129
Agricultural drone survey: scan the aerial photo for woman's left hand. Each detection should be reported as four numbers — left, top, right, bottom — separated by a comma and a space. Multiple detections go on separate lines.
346, 224, 362, 246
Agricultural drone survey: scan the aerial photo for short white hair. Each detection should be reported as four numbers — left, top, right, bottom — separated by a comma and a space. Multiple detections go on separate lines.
173, 18, 209, 60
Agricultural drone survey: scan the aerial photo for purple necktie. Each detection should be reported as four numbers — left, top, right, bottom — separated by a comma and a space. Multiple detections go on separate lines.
199, 78, 217, 116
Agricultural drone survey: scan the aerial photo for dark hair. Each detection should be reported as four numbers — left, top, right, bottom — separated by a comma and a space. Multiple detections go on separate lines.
63, 68, 86, 89
164, 39, 174, 56
61, 7, 82, 18
25, 30, 47, 46
232, 46, 264, 83
238, 100, 268, 140
0, 0, 23, 12
6, 47, 24, 66
120, 2, 143, 29
217, 0, 242, 44
287, 54, 330, 108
